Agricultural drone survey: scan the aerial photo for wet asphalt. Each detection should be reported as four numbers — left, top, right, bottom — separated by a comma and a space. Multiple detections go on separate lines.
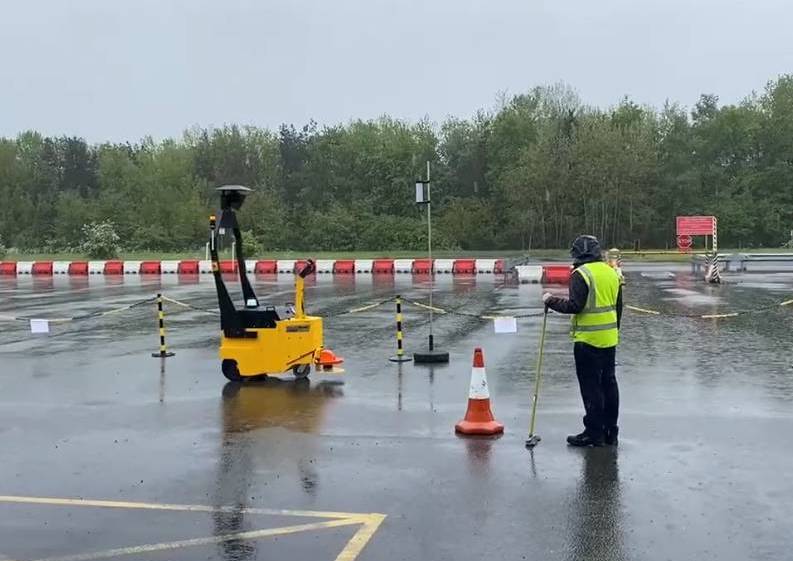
0, 269, 792, 561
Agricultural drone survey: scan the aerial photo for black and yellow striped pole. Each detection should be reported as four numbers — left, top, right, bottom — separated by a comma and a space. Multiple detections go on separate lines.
151, 293, 175, 358
389, 295, 412, 363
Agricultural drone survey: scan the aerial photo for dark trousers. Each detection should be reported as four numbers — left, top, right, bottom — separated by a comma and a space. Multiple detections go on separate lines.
573, 342, 619, 438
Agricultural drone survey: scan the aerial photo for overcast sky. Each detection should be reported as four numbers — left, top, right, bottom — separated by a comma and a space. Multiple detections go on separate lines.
2, 0, 792, 142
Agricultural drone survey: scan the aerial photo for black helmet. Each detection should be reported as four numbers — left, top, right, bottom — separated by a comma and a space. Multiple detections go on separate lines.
570, 235, 602, 265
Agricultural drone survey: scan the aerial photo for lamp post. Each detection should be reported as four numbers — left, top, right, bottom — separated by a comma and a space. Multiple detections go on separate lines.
413, 161, 449, 364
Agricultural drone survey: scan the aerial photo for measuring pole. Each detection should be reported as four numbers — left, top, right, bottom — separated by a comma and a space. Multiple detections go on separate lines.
426, 161, 434, 351
413, 161, 448, 363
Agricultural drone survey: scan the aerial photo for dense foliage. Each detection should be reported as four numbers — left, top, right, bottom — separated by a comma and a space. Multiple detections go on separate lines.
2, 76, 793, 253
79, 221, 120, 259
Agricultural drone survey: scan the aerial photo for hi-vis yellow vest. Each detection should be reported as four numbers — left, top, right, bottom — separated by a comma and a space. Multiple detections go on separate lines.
571, 261, 620, 348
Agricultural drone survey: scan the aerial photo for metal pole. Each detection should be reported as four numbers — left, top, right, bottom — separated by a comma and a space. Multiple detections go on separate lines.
526, 308, 549, 446
396, 296, 405, 358
389, 295, 412, 362
427, 160, 434, 351
151, 293, 175, 358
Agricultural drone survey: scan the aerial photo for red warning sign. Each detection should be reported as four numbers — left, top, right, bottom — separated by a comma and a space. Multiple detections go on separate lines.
676, 216, 716, 236
677, 234, 693, 251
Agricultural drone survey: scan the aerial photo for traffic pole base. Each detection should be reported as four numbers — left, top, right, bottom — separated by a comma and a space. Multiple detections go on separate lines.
413, 350, 449, 363
389, 355, 413, 363
152, 352, 175, 358
525, 434, 542, 449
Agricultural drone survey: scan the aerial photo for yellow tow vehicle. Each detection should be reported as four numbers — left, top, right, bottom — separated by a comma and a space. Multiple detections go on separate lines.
209, 185, 342, 381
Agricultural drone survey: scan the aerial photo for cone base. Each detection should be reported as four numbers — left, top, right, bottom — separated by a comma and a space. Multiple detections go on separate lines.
455, 419, 504, 435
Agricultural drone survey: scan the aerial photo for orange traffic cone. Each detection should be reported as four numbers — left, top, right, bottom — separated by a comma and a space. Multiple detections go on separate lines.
455, 348, 504, 435
316, 348, 345, 373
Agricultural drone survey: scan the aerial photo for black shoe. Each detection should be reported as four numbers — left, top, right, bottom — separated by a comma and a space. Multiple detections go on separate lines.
604, 427, 619, 446
566, 431, 604, 447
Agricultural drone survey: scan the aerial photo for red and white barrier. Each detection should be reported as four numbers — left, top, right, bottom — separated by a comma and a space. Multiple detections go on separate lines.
161, 260, 180, 274
412, 259, 432, 274
53, 261, 71, 274
334, 260, 355, 274
453, 259, 476, 274
31, 262, 53, 275
315, 259, 335, 274
140, 261, 161, 274
254, 260, 277, 274
393, 259, 413, 274
0, 258, 517, 277
371, 259, 393, 274
434, 259, 455, 273
16, 262, 34, 275
543, 264, 572, 284
123, 261, 142, 275
198, 260, 213, 274
516, 265, 543, 284
277, 260, 296, 274
355, 259, 373, 273
105, 261, 123, 275
88, 261, 105, 275
178, 260, 200, 274
68, 262, 88, 275
475, 259, 498, 273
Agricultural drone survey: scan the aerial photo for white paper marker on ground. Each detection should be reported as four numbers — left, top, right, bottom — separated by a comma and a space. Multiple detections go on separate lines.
30, 319, 50, 334
493, 317, 517, 334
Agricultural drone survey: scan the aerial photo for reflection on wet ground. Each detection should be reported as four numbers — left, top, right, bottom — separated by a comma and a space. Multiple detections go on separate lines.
0, 269, 792, 560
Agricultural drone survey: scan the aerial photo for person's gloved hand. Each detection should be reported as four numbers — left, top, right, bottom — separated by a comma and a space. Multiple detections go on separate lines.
542, 292, 553, 304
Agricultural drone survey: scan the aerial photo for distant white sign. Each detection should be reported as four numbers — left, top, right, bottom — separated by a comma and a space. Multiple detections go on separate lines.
494, 317, 517, 334
30, 319, 50, 334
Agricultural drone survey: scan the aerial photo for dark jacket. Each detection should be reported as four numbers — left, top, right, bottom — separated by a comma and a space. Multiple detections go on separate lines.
545, 259, 623, 328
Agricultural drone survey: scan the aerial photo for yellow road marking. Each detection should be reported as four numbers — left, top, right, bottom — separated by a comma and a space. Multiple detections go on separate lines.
28, 519, 364, 561
0, 495, 386, 561
335, 514, 386, 561
0, 495, 368, 519
700, 312, 740, 319
626, 305, 661, 315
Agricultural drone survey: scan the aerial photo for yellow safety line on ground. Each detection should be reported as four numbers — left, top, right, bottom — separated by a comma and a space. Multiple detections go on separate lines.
0, 495, 373, 519
405, 300, 447, 314
625, 305, 661, 315
335, 514, 387, 561
345, 301, 391, 314
28, 519, 364, 561
0, 495, 386, 561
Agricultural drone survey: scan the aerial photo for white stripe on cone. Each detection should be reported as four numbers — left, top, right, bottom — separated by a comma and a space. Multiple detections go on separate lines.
468, 367, 490, 400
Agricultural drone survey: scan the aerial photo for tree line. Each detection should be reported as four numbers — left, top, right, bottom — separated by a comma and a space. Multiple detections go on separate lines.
1, 75, 792, 255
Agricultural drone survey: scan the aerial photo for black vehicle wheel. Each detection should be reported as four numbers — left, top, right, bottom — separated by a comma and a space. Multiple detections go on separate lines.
222, 359, 242, 382
292, 364, 312, 379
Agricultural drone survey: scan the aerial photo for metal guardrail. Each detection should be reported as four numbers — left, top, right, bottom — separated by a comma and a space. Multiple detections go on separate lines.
692, 253, 793, 273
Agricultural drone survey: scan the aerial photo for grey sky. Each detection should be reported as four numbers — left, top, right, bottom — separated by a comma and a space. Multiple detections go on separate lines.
2, 0, 792, 142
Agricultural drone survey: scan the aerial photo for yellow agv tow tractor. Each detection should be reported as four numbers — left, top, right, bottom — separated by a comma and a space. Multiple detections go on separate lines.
209, 185, 343, 381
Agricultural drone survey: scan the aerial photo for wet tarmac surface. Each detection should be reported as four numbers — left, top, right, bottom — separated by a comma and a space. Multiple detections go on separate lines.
1, 269, 792, 560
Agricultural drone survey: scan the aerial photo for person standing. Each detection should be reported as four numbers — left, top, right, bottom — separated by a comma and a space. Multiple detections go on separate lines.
543, 235, 623, 447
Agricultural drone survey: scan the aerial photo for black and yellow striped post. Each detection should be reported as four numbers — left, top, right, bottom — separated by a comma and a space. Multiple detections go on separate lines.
151, 293, 175, 358
389, 295, 412, 363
